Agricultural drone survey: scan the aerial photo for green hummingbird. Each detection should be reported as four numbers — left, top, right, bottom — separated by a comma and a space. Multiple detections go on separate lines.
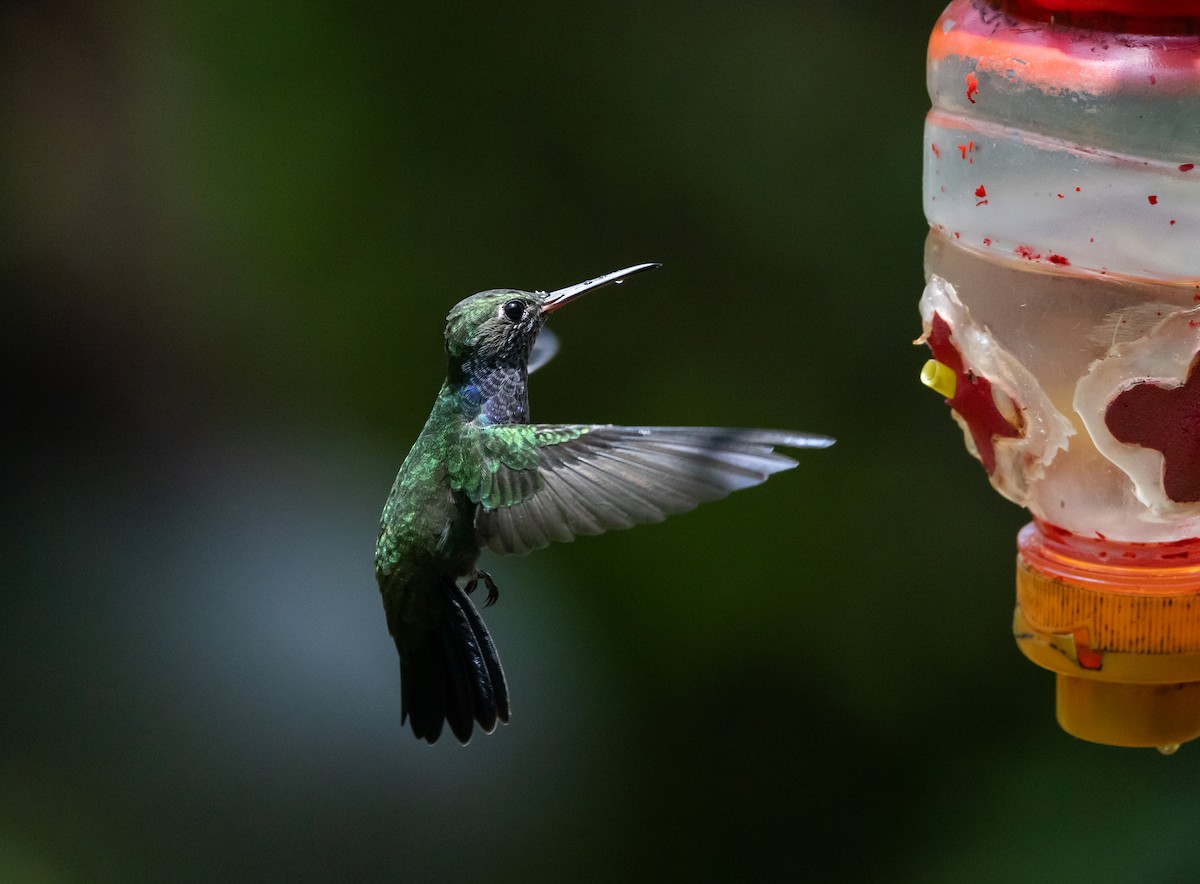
374, 263, 833, 744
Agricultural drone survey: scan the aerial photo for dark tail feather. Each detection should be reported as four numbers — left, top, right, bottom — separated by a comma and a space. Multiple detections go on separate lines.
399, 576, 510, 745
400, 641, 446, 744
446, 577, 510, 726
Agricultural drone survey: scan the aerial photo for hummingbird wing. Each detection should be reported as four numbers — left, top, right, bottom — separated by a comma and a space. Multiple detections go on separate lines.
527, 327, 559, 374
457, 425, 834, 555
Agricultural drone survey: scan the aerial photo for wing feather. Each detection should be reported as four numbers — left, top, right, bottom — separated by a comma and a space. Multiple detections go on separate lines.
539, 475, 606, 537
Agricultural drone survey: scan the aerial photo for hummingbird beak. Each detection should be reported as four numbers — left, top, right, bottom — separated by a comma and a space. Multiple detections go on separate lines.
539, 262, 661, 314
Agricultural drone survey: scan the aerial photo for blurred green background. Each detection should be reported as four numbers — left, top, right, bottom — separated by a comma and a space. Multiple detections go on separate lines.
5, 2, 1200, 882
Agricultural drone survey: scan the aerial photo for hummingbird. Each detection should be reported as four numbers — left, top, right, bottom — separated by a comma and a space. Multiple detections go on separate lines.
374, 263, 833, 744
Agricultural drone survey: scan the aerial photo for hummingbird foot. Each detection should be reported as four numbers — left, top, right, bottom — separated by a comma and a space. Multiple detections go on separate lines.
464, 569, 500, 607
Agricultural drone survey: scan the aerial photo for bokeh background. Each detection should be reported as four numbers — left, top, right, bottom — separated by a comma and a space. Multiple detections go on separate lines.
5, 2, 1200, 881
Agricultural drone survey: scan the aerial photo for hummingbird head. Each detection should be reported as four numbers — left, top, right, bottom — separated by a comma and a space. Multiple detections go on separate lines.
444, 289, 545, 371
443, 263, 661, 372
442, 263, 659, 424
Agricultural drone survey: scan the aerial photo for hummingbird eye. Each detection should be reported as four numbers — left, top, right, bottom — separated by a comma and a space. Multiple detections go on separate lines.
502, 300, 526, 322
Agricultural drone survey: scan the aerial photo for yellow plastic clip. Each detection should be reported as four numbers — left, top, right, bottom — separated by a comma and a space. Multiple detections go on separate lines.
920, 359, 957, 399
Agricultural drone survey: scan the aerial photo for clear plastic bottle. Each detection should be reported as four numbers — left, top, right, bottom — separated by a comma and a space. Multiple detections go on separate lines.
918, 0, 1200, 748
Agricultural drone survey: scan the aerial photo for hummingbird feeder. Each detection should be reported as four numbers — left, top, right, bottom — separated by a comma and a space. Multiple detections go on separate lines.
917, 0, 1200, 750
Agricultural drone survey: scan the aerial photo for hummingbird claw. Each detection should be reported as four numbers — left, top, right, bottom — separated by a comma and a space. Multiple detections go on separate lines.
461, 569, 499, 606
478, 569, 500, 607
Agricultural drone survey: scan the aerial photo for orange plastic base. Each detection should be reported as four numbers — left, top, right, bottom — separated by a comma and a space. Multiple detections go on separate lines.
1056, 676, 1200, 750
1014, 521, 1200, 750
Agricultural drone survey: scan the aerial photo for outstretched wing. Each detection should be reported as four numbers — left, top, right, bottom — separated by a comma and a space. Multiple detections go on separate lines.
467, 424, 834, 555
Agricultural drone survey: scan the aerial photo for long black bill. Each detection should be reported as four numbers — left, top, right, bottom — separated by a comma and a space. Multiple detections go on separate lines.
540, 262, 661, 314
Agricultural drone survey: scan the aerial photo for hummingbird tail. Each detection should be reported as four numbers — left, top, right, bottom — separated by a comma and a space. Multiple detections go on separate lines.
400, 575, 510, 745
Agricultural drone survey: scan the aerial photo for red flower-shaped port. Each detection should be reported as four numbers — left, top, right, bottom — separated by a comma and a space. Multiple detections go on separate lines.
926, 312, 1023, 474
1105, 353, 1200, 502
